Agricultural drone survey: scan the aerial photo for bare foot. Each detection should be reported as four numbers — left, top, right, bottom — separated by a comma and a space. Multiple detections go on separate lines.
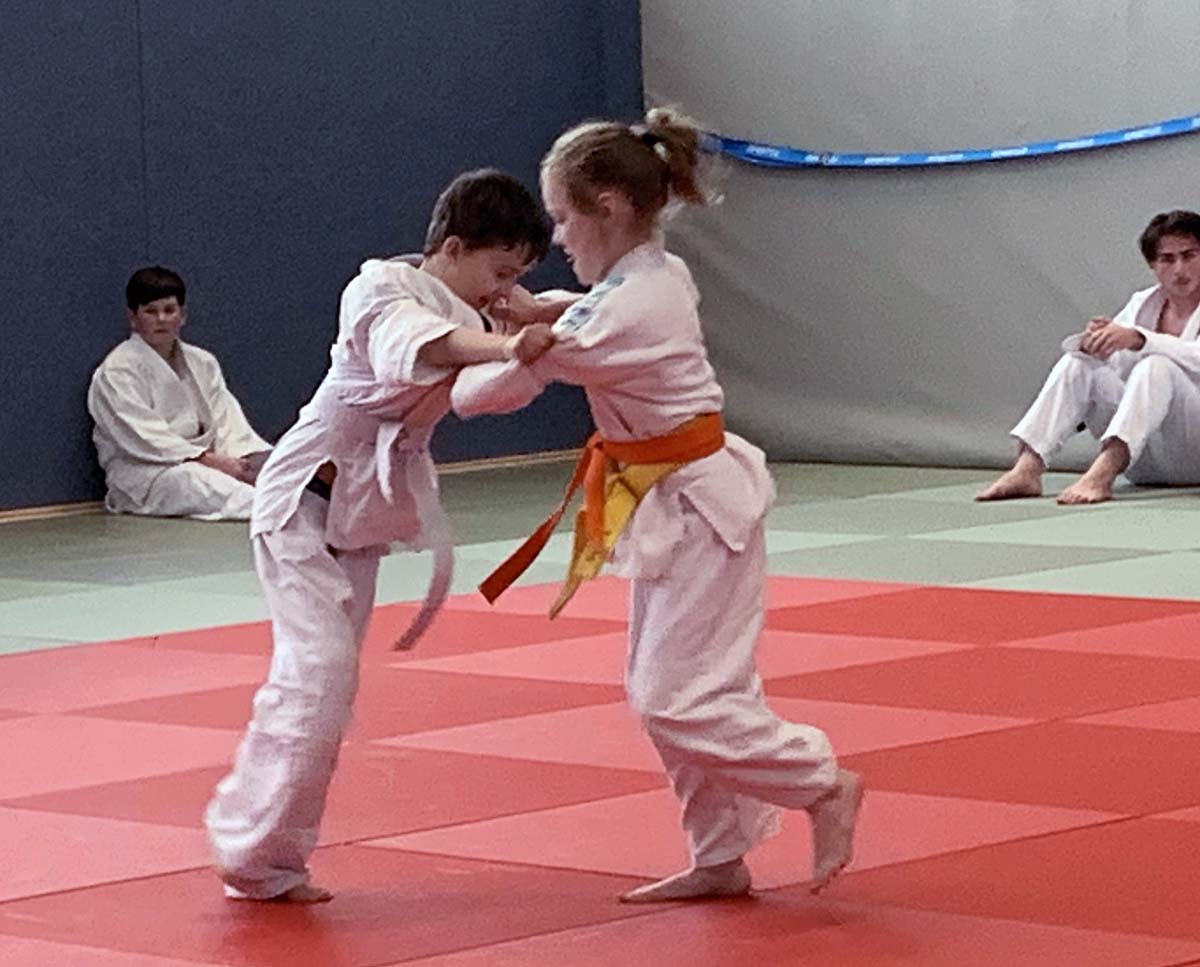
219, 869, 334, 904
1057, 441, 1127, 506
619, 858, 752, 903
267, 883, 333, 904
976, 469, 1043, 501
1056, 477, 1114, 505
808, 769, 864, 894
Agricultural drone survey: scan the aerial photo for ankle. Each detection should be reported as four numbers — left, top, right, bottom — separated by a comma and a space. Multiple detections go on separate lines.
701, 857, 745, 872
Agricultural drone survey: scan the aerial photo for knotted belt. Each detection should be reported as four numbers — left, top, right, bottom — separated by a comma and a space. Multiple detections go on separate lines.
480, 413, 725, 617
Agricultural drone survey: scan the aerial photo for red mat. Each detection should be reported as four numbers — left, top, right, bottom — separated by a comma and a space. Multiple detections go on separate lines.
2, 576, 1200, 967
399, 897, 1200, 967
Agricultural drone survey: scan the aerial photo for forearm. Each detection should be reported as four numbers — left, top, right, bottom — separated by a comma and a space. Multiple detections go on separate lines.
101, 419, 208, 464
451, 361, 545, 417
531, 291, 582, 324
416, 329, 514, 368
1136, 329, 1200, 373
489, 287, 582, 331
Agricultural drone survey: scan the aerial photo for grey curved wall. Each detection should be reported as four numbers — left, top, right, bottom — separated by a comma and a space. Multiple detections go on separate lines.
643, 0, 1200, 468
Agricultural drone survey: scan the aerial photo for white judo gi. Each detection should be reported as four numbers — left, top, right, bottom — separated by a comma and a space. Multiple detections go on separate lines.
1013, 285, 1200, 482
206, 257, 477, 899
87, 334, 269, 520
453, 242, 838, 868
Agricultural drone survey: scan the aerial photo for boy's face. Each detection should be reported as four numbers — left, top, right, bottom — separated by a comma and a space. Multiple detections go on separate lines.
1151, 233, 1200, 304
438, 240, 533, 311
128, 296, 186, 355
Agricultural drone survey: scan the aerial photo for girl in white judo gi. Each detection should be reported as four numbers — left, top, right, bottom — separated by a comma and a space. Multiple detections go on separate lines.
452, 112, 863, 903
205, 170, 555, 902
979, 210, 1200, 505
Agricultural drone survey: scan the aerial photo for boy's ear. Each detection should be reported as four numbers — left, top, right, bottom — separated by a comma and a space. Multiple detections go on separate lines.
441, 235, 465, 259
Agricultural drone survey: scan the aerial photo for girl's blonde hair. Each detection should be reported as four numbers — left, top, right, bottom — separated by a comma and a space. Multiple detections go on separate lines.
541, 107, 715, 220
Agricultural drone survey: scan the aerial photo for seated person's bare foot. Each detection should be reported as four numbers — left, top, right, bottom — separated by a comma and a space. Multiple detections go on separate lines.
619, 858, 752, 903
1056, 476, 1114, 505
1058, 442, 1126, 506
808, 769, 864, 894
976, 468, 1043, 501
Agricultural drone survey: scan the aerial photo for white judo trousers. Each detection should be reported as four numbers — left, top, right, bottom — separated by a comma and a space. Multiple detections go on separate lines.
137, 463, 255, 520
626, 508, 838, 868
206, 491, 382, 898
1012, 352, 1200, 483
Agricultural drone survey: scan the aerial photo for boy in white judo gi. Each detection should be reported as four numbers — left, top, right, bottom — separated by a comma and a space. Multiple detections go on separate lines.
452, 112, 863, 903
979, 209, 1200, 505
88, 266, 270, 520
205, 169, 554, 902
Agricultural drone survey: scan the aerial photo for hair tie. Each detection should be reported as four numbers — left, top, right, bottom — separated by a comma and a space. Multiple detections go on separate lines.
630, 124, 661, 148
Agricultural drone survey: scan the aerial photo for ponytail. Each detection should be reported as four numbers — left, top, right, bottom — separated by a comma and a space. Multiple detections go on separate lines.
638, 107, 707, 206
543, 107, 716, 221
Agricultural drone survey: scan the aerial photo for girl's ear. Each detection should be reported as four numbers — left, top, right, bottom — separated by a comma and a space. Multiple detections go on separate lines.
593, 189, 634, 223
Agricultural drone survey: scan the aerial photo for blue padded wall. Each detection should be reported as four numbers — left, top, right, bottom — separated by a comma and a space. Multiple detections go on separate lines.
1, 0, 644, 507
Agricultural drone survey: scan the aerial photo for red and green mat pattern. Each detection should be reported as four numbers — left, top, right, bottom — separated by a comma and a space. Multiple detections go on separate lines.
2, 574, 1200, 966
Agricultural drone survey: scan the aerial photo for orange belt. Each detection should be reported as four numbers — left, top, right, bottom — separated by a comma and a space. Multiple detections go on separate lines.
479, 413, 726, 614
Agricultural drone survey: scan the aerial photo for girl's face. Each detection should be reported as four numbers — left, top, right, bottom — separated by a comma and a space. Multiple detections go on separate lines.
542, 173, 638, 286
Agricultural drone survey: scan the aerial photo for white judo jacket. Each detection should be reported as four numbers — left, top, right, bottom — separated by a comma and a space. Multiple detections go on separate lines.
452, 241, 775, 578
251, 257, 482, 551
88, 334, 268, 511
1063, 284, 1200, 377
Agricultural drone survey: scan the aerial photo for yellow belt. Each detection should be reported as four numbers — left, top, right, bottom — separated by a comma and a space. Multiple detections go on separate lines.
479, 413, 726, 616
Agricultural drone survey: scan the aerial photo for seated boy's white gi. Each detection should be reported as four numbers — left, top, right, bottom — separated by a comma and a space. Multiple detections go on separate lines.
88, 266, 269, 520
979, 210, 1200, 505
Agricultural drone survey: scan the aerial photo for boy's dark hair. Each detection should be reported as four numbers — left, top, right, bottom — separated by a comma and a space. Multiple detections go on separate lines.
423, 169, 550, 261
1139, 210, 1200, 261
126, 266, 186, 311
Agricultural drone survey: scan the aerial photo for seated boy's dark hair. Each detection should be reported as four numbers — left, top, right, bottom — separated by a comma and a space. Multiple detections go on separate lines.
423, 169, 550, 261
1139, 210, 1200, 261
126, 266, 186, 310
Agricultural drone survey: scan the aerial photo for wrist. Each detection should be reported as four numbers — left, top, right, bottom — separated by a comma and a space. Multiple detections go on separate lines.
538, 295, 578, 324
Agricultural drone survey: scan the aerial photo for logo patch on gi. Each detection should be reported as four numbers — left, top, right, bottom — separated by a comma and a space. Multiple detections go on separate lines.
556, 275, 625, 332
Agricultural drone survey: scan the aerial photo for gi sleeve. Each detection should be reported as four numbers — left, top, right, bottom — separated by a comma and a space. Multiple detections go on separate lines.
451, 359, 547, 417
451, 283, 646, 417
365, 292, 459, 388
198, 354, 271, 455
1131, 330, 1200, 375
1119, 289, 1200, 374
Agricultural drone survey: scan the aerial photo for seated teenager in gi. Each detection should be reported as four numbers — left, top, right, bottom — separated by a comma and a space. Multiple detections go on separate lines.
978, 209, 1200, 505
88, 266, 270, 520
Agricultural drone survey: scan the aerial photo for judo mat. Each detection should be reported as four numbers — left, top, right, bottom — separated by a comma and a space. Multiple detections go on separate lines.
2, 463, 1200, 966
